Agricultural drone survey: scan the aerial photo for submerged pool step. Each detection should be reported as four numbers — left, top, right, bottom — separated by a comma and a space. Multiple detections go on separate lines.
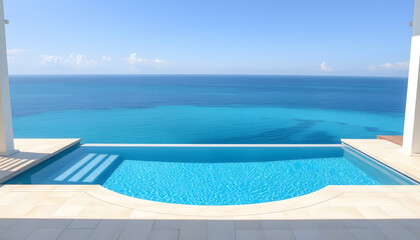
82, 155, 119, 183
54, 153, 96, 181
54, 153, 119, 183
69, 154, 108, 182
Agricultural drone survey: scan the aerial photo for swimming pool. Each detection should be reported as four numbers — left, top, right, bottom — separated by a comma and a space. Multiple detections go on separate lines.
6, 144, 417, 205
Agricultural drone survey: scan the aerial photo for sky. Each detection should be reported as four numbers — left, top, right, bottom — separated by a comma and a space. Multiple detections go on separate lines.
3, 0, 415, 76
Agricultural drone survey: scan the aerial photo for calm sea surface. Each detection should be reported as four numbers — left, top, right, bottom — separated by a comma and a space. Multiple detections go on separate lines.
10, 75, 407, 144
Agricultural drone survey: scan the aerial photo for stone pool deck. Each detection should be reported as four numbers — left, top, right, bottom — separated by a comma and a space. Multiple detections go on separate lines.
0, 139, 419, 239
342, 139, 420, 182
0, 185, 419, 239
0, 139, 80, 183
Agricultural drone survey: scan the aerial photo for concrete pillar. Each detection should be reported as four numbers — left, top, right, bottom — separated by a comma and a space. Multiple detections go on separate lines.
0, 0, 16, 156
403, 0, 420, 154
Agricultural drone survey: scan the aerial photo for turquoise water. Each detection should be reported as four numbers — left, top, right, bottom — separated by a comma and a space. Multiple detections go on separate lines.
7, 145, 416, 205
10, 75, 406, 143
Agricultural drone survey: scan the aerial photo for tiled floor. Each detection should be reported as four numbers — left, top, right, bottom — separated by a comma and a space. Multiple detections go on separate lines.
0, 139, 419, 239
0, 184, 419, 239
1, 218, 420, 240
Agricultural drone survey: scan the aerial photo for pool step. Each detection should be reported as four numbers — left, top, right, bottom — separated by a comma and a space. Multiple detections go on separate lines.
54, 153, 119, 183
54, 153, 96, 182
83, 155, 119, 183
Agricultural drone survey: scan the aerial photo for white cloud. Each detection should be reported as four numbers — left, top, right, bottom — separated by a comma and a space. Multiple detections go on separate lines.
40, 54, 97, 67
7, 49, 30, 56
7, 49, 32, 65
102, 56, 112, 61
368, 61, 409, 71
127, 53, 165, 65
40, 55, 63, 64
367, 65, 376, 71
320, 61, 332, 71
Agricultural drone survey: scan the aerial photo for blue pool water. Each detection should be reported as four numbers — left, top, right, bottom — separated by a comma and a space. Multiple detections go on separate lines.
7, 145, 416, 205
10, 75, 407, 144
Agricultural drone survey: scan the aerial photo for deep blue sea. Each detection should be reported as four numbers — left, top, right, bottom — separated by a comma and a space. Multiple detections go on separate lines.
9, 75, 407, 144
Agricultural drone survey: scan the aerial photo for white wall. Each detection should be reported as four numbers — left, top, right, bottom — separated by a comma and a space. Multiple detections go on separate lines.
403, 0, 420, 154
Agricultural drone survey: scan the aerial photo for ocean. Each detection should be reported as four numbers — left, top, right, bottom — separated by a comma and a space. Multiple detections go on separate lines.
10, 75, 407, 144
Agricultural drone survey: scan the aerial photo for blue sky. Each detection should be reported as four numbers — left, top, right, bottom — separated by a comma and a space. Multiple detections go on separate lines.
4, 0, 415, 76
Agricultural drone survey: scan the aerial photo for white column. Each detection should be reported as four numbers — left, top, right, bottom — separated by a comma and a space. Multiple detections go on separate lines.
403, 0, 420, 154
0, 0, 16, 156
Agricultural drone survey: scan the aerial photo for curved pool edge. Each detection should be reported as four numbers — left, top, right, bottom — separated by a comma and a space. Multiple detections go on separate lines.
85, 185, 344, 217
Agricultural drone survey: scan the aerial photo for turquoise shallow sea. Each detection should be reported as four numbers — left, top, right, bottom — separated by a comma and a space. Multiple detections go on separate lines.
10, 75, 407, 144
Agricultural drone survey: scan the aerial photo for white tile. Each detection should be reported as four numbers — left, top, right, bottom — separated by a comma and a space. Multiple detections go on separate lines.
235, 230, 265, 240
371, 220, 402, 230
0, 219, 18, 228
208, 221, 235, 240
289, 221, 319, 230
342, 220, 376, 230
25, 228, 64, 240
68, 219, 100, 229
39, 219, 71, 229
292, 229, 327, 240
322, 229, 357, 240
350, 229, 387, 240
234, 220, 262, 230
260, 220, 290, 230
89, 220, 127, 240
152, 220, 182, 230
380, 229, 418, 240
147, 229, 179, 240
179, 220, 207, 240
408, 229, 420, 239
118, 220, 154, 240
264, 230, 295, 240
0, 219, 43, 240
57, 229, 93, 240
316, 220, 346, 230
394, 219, 420, 230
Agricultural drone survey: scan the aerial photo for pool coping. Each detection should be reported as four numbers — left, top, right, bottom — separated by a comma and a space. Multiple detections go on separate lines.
84, 185, 344, 217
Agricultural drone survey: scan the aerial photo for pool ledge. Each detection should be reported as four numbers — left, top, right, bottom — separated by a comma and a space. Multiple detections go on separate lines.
0, 138, 81, 183
342, 139, 420, 182
85, 185, 343, 217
